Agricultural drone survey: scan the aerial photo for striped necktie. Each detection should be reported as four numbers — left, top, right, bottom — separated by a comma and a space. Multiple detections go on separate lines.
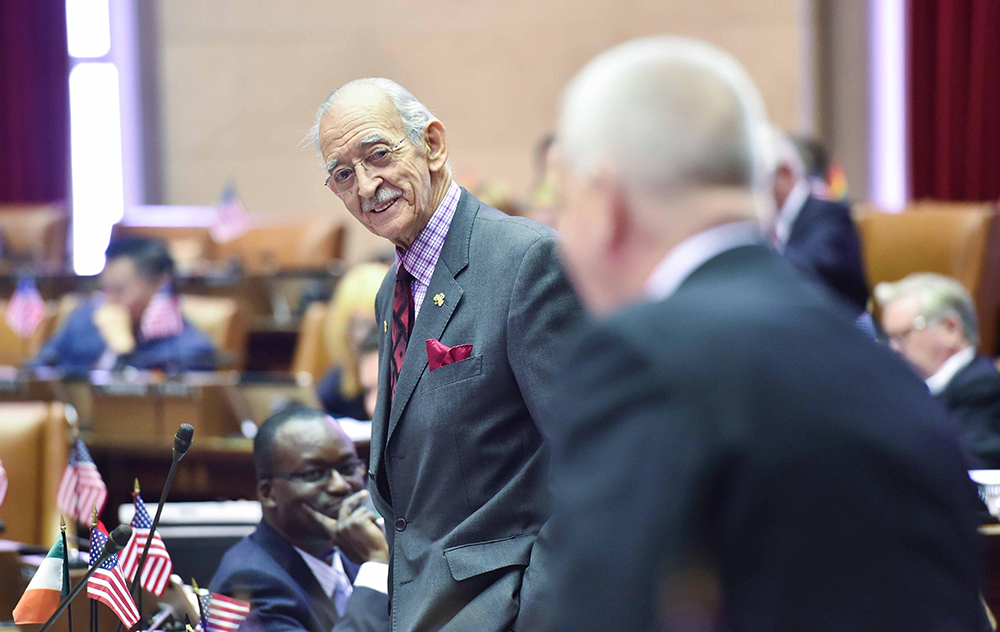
390, 266, 415, 398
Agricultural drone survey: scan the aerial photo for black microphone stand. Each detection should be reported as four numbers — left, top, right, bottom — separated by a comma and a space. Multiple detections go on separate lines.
117, 424, 194, 632
38, 525, 133, 632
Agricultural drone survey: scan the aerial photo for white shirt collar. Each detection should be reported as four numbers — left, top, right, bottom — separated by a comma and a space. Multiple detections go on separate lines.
645, 221, 763, 303
294, 546, 348, 599
773, 180, 810, 250
925, 346, 976, 396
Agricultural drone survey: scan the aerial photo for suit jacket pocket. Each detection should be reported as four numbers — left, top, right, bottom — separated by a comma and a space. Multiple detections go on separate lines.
443, 532, 537, 581
422, 353, 483, 392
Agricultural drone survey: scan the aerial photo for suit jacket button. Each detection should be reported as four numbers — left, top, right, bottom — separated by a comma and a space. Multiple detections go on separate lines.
395, 518, 407, 532
368, 470, 375, 480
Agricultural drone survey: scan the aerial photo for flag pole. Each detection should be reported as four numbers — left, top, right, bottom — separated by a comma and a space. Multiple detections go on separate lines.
133, 479, 142, 617
90, 506, 97, 632
61, 516, 73, 632
192, 578, 207, 632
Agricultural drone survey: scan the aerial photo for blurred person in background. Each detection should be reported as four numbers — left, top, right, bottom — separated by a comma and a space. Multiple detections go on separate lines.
354, 328, 381, 420
547, 36, 985, 632
27, 236, 216, 374
876, 273, 1000, 469
316, 262, 389, 419
526, 132, 559, 227
210, 402, 389, 631
768, 127, 869, 316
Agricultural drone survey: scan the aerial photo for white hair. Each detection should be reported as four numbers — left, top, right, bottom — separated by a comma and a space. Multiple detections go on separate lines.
769, 126, 805, 177
305, 78, 439, 153
874, 273, 979, 346
557, 36, 774, 197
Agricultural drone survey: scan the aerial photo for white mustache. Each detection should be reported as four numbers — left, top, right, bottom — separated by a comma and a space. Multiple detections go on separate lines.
362, 186, 403, 212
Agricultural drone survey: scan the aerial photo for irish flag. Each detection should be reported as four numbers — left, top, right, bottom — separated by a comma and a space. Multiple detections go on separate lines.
13, 537, 69, 624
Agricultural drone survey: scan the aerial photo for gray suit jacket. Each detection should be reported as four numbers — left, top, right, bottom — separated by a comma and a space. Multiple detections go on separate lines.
370, 189, 582, 632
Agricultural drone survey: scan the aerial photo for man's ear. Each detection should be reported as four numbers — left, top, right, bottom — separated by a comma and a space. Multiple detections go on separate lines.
424, 121, 449, 173
258, 479, 277, 509
606, 185, 631, 256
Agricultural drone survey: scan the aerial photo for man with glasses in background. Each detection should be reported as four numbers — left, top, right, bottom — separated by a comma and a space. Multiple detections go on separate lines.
210, 403, 389, 631
306, 78, 582, 631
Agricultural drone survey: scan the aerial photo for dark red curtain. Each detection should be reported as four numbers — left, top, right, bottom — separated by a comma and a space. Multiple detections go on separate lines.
0, 0, 70, 203
909, 0, 1000, 201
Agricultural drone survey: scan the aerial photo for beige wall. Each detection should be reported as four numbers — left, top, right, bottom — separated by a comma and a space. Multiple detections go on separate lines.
156, 0, 808, 260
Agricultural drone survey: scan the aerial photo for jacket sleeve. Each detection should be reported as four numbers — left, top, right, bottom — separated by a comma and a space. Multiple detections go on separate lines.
332, 586, 390, 632
505, 234, 585, 631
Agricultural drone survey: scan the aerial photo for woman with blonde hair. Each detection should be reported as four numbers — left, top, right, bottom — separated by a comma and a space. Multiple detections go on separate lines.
316, 261, 389, 418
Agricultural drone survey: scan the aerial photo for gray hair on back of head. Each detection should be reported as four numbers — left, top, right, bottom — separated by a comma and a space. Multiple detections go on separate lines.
874, 272, 979, 346
305, 78, 439, 154
557, 36, 774, 195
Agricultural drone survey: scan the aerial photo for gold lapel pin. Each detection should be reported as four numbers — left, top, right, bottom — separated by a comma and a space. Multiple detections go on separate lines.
433, 293, 445, 307
384, 320, 388, 333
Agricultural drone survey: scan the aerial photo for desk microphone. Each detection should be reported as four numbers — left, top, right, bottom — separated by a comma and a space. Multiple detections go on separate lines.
119, 424, 195, 632
37, 525, 132, 632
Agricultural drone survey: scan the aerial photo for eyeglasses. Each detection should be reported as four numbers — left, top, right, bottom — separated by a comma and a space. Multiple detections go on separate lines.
324, 139, 407, 195
268, 459, 366, 485
886, 314, 928, 345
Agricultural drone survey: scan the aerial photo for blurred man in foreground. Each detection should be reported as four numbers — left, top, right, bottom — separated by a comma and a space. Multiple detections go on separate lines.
877, 272, 1000, 469
210, 403, 389, 631
28, 236, 216, 373
548, 36, 985, 632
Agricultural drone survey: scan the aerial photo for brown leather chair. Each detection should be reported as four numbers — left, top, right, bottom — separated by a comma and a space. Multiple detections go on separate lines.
0, 402, 70, 546
290, 301, 332, 381
0, 203, 69, 270
178, 295, 248, 370
0, 300, 57, 366
216, 217, 345, 272
855, 203, 1000, 354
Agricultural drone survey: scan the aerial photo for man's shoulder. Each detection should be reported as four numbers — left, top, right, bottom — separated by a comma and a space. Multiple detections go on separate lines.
469, 200, 557, 250
949, 356, 1000, 401
210, 527, 286, 591
797, 194, 854, 228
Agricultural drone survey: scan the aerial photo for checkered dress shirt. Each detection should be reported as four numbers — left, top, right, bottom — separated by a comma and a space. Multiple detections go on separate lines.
395, 180, 462, 318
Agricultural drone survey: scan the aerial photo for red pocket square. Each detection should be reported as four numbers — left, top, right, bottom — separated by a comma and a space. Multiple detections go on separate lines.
426, 339, 473, 371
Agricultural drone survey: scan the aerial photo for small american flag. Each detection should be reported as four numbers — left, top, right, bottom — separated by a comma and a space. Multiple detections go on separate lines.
56, 438, 108, 524
119, 492, 173, 596
210, 185, 253, 244
0, 458, 7, 508
200, 592, 251, 632
6, 277, 45, 338
88, 522, 140, 628
139, 283, 184, 341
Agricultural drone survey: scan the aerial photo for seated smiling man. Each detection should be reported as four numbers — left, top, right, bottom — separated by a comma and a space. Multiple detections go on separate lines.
27, 236, 216, 373
210, 403, 389, 632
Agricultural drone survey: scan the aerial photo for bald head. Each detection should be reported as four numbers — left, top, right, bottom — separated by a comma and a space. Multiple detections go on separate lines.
554, 37, 773, 314
558, 37, 770, 194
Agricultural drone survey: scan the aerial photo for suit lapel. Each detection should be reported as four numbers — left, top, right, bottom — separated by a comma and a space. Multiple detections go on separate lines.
253, 521, 339, 629
385, 189, 476, 444
369, 271, 397, 493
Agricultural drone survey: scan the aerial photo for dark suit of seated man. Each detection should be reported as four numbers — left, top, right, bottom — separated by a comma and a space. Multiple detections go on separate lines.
210, 403, 390, 632
877, 272, 1000, 469
26, 237, 216, 374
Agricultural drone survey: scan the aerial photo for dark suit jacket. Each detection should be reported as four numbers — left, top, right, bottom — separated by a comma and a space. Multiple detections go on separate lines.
783, 194, 869, 313
369, 189, 583, 632
209, 521, 389, 632
27, 299, 217, 374
549, 244, 984, 632
940, 355, 1000, 470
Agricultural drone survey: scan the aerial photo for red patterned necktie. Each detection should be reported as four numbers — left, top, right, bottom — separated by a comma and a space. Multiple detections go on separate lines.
390, 266, 415, 398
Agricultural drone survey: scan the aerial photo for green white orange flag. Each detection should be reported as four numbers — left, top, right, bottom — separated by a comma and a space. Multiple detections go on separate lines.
13, 536, 69, 624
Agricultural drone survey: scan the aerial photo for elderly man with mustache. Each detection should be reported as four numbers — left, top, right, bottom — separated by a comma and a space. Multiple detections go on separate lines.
307, 79, 583, 632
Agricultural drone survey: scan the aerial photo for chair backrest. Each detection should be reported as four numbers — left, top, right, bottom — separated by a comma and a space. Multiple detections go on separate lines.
0, 300, 57, 366
178, 295, 248, 370
111, 225, 219, 274
855, 203, 1000, 353
0, 402, 69, 546
290, 301, 332, 380
0, 204, 69, 270
216, 217, 345, 272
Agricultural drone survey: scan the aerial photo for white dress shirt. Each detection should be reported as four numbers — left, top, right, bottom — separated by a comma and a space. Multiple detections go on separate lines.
772, 180, 810, 251
646, 221, 764, 303
925, 346, 976, 396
